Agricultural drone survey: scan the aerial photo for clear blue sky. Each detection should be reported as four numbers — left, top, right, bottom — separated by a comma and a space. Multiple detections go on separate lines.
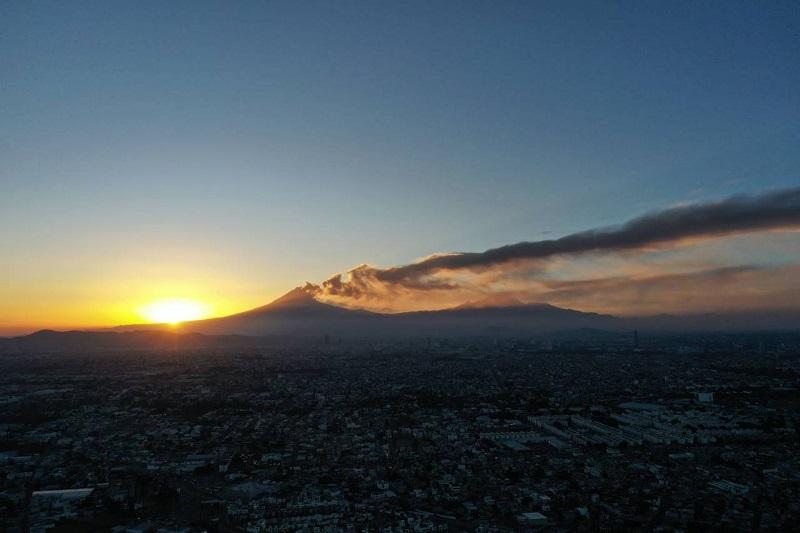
1, 1, 799, 329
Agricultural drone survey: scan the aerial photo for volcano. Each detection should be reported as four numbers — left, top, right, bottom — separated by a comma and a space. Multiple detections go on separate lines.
5, 286, 798, 352
94, 281, 800, 341
111, 285, 620, 338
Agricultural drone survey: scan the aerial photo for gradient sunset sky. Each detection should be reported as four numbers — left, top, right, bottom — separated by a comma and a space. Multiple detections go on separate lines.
2, 1, 799, 334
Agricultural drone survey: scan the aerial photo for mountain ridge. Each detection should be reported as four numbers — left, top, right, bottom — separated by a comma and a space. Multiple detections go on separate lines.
102, 286, 800, 339
2, 288, 799, 353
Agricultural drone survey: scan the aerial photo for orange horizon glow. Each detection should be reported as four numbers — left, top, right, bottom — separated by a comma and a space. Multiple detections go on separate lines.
2, 233, 799, 337
0, 275, 281, 336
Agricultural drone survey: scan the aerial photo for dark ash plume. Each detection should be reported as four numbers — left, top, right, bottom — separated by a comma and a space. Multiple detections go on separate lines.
317, 187, 800, 300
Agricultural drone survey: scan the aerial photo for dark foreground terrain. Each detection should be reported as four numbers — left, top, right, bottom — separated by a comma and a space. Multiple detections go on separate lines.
1, 333, 799, 532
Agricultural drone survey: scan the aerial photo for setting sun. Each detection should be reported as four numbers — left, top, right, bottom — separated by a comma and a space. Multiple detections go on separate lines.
139, 298, 211, 325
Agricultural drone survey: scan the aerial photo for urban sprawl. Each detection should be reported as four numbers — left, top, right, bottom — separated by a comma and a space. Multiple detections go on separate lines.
1, 333, 799, 531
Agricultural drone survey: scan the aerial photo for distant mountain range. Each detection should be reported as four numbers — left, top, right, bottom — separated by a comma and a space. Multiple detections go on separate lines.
108, 285, 800, 338
109, 285, 621, 338
1, 286, 798, 352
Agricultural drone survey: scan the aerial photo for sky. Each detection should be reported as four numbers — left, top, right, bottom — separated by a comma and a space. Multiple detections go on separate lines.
1, 1, 799, 333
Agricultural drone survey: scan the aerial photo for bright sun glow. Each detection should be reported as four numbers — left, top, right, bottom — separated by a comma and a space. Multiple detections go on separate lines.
139, 298, 211, 324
